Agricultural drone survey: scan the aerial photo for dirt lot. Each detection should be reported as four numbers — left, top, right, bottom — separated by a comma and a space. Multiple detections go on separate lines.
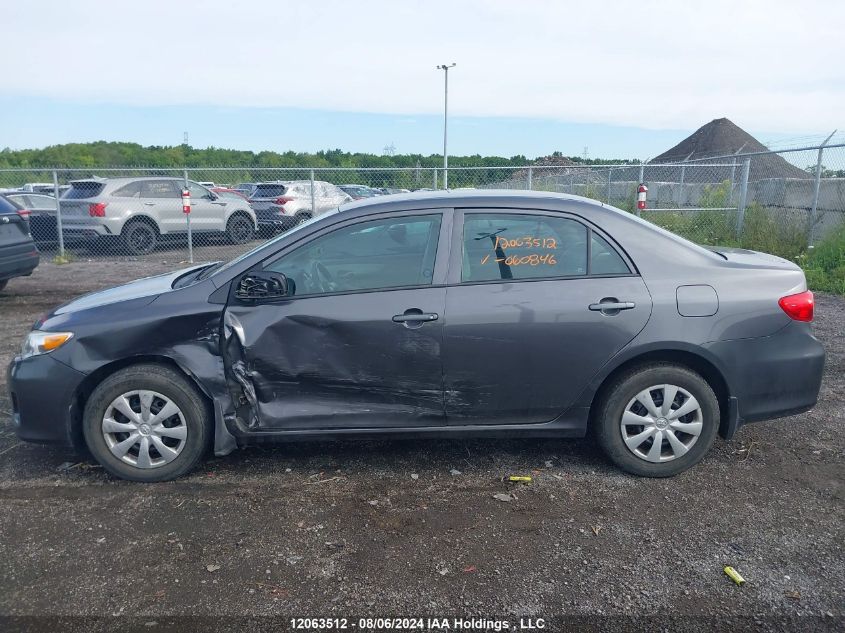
0, 255, 842, 631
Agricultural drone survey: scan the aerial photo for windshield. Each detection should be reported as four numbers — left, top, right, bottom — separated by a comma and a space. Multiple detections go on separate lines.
209, 209, 340, 279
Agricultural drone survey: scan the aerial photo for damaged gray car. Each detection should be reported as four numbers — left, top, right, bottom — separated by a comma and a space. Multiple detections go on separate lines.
8, 191, 824, 482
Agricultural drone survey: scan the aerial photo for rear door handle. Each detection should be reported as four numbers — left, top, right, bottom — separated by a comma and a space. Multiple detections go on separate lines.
589, 299, 635, 315
589, 302, 635, 311
392, 312, 439, 323
143, 202, 155, 206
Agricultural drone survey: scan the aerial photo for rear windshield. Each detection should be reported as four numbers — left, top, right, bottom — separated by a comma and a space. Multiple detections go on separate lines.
252, 184, 287, 198
65, 181, 105, 199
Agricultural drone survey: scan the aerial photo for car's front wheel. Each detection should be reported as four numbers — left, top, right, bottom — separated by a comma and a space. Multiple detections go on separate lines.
594, 363, 719, 477
82, 364, 211, 482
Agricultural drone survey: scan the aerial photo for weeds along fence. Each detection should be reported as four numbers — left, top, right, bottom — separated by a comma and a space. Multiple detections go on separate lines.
0, 143, 842, 278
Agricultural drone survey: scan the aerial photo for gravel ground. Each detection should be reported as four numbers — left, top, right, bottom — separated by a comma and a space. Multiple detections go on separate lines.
0, 257, 842, 632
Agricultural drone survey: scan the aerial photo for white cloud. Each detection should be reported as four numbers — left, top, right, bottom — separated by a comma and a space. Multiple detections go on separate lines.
3, 0, 843, 133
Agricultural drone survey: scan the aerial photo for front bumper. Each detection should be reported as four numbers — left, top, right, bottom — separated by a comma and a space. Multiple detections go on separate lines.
8, 354, 86, 446
705, 321, 825, 426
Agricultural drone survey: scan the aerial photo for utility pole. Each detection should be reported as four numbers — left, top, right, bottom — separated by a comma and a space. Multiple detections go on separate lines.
436, 63, 456, 189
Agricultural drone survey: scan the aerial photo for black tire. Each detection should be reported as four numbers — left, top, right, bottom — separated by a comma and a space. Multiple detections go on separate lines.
294, 212, 312, 226
121, 220, 158, 255
226, 213, 254, 245
0, 279, 8, 292
82, 364, 211, 482
593, 363, 719, 477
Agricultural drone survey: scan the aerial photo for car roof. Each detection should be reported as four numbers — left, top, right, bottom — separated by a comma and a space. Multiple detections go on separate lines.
69, 176, 197, 185
338, 189, 610, 216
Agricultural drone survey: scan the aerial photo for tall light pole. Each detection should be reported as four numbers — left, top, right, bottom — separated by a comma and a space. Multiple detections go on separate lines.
437, 63, 455, 189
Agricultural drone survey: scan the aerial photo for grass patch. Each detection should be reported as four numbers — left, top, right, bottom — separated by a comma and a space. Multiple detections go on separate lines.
51, 252, 77, 265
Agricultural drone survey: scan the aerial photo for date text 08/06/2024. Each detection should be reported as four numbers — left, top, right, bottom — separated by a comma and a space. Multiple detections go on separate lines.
289, 617, 547, 630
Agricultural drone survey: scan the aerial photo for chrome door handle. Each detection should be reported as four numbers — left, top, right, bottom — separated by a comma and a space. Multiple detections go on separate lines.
143, 202, 155, 206
392, 312, 439, 323
589, 302, 635, 311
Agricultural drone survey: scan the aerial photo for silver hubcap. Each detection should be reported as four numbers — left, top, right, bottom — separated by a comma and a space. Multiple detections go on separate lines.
101, 390, 188, 469
620, 384, 703, 463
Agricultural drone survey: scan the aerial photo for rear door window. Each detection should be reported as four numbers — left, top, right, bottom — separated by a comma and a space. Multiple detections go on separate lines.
461, 213, 588, 282
140, 180, 180, 198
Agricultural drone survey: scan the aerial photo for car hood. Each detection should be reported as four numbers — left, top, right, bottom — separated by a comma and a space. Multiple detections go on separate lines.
51, 264, 209, 316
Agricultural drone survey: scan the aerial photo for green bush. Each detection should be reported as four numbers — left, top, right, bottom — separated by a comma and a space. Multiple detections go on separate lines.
804, 225, 845, 293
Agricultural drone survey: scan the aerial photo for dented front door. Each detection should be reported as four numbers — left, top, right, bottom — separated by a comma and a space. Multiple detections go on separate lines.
222, 213, 447, 431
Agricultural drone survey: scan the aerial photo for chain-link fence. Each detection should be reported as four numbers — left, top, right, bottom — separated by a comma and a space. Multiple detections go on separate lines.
0, 143, 842, 274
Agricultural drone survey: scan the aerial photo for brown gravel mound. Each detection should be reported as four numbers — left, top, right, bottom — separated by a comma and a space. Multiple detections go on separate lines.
654, 118, 811, 181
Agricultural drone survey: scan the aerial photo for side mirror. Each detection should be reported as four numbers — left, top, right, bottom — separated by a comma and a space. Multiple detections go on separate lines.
235, 272, 289, 301
207, 192, 218, 200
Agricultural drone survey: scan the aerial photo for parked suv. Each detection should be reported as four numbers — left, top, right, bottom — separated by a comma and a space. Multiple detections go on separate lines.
249, 181, 351, 233
0, 196, 39, 292
59, 178, 258, 255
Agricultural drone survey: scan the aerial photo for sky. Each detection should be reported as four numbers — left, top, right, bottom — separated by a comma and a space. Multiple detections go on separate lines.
2, 0, 843, 159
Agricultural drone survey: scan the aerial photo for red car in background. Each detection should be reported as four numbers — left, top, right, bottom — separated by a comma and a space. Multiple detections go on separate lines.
211, 187, 250, 202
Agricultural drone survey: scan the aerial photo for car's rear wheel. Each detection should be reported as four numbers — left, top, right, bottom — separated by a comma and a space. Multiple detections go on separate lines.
226, 214, 254, 244
0, 279, 7, 292
82, 364, 211, 482
121, 221, 158, 256
294, 212, 312, 226
593, 363, 719, 477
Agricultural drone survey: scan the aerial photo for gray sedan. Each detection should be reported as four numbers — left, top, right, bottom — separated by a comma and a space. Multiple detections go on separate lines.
8, 191, 824, 481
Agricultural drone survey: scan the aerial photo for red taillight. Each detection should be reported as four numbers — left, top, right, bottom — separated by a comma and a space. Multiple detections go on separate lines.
275, 196, 293, 205
16, 209, 31, 219
779, 290, 814, 322
89, 202, 107, 217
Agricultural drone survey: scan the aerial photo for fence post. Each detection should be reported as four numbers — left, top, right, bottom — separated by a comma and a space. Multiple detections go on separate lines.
433, 169, 438, 190
678, 165, 686, 206
310, 169, 316, 216
808, 130, 836, 246
52, 170, 65, 259
184, 169, 193, 264
636, 164, 645, 216
736, 159, 750, 238
527, 166, 533, 191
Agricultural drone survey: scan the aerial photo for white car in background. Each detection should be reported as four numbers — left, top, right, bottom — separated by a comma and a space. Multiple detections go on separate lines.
249, 180, 352, 233
58, 177, 258, 255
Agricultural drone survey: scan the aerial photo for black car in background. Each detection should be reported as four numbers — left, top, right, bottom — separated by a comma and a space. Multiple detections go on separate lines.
1, 192, 59, 244
0, 196, 39, 292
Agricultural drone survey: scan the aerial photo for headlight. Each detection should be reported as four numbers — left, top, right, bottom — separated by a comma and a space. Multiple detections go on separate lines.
21, 331, 74, 360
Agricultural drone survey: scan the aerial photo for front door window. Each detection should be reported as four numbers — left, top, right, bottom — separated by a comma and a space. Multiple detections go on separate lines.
266, 214, 442, 296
